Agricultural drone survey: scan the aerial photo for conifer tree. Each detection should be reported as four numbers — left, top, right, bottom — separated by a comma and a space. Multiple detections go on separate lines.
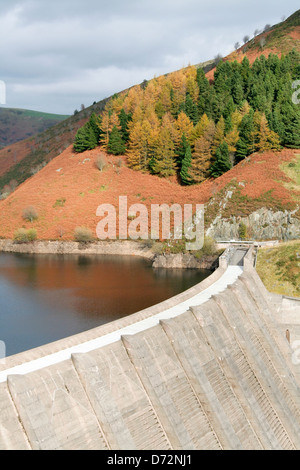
107, 126, 126, 155
180, 145, 193, 185
119, 108, 131, 143
235, 138, 249, 162
175, 133, 189, 168
74, 120, 98, 152
251, 112, 280, 152
210, 142, 231, 178
190, 137, 212, 183
151, 126, 176, 177
211, 116, 225, 155
89, 112, 102, 143
127, 122, 148, 171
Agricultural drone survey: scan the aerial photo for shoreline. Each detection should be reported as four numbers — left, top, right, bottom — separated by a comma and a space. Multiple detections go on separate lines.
0, 239, 219, 270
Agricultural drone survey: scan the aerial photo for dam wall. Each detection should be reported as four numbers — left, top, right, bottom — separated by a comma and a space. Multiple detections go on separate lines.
0, 247, 300, 450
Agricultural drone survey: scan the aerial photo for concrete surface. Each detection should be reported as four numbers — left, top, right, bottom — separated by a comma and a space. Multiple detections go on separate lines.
0, 246, 299, 450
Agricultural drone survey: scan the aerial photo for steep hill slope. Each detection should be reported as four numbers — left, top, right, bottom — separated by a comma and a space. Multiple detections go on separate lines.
0, 100, 109, 194
1, 11, 299, 196
0, 108, 69, 149
0, 145, 298, 241
0, 11, 299, 243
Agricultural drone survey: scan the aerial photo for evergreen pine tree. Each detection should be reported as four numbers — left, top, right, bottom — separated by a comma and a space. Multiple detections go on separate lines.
175, 132, 189, 169
280, 102, 300, 148
185, 93, 198, 124
73, 122, 98, 152
210, 142, 231, 178
119, 108, 131, 143
180, 145, 193, 185
107, 126, 126, 155
89, 112, 102, 143
235, 138, 249, 162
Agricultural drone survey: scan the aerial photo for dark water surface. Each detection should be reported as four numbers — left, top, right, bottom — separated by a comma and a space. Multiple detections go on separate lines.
0, 252, 211, 357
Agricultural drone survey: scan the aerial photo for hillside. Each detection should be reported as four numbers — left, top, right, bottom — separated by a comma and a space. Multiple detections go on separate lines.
0, 12, 298, 198
0, 108, 69, 149
0, 99, 111, 195
256, 239, 300, 297
0, 145, 298, 242
206, 9, 300, 80
0, 10, 298, 243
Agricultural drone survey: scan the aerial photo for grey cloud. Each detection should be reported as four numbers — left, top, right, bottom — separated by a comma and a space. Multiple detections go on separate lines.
0, 0, 299, 114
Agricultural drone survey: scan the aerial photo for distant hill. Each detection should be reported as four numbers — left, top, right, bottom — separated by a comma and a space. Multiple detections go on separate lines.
0, 100, 112, 193
0, 108, 70, 149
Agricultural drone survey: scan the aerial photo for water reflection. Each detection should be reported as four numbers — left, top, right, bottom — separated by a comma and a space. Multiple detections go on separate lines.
0, 253, 211, 357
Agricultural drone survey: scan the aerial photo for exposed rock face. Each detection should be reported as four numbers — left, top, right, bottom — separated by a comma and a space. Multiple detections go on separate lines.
206, 207, 300, 241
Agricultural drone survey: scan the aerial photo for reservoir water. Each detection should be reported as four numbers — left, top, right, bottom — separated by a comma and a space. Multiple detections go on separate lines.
0, 252, 211, 357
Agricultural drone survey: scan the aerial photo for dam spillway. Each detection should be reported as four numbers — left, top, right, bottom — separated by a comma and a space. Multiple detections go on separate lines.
0, 246, 300, 450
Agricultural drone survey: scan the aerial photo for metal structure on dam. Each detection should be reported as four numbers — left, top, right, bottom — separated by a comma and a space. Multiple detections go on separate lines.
0, 245, 300, 450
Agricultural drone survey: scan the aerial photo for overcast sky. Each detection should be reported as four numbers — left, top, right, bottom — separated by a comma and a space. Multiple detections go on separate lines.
0, 0, 299, 115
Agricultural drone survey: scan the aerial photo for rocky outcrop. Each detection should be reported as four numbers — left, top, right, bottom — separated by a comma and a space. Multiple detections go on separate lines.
206, 207, 300, 241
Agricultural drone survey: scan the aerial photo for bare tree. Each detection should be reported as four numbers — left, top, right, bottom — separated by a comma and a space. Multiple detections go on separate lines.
243, 35, 250, 44
260, 37, 266, 48
214, 54, 223, 65
263, 24, 271, 32
234, 42, 241, 51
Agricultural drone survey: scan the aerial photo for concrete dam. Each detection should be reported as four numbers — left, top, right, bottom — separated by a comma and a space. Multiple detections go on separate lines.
0, 246, 300, 450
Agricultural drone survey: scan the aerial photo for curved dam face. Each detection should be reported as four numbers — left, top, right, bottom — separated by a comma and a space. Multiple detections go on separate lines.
0, 246, 300, 450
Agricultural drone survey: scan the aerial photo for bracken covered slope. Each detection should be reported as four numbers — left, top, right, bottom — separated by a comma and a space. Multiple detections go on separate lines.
0, 146, 298, 241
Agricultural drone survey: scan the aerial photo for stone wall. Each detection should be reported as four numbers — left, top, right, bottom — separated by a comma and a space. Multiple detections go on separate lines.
0, 239, 220, 270
0, 239, 154, 259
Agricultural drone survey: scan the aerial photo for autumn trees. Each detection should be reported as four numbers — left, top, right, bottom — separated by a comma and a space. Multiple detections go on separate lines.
73, 50, 300, 183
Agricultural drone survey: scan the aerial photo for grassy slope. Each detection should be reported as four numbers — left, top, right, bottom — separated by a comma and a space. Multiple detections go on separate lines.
0, 108, 69, 149
256, 240, 300, 297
